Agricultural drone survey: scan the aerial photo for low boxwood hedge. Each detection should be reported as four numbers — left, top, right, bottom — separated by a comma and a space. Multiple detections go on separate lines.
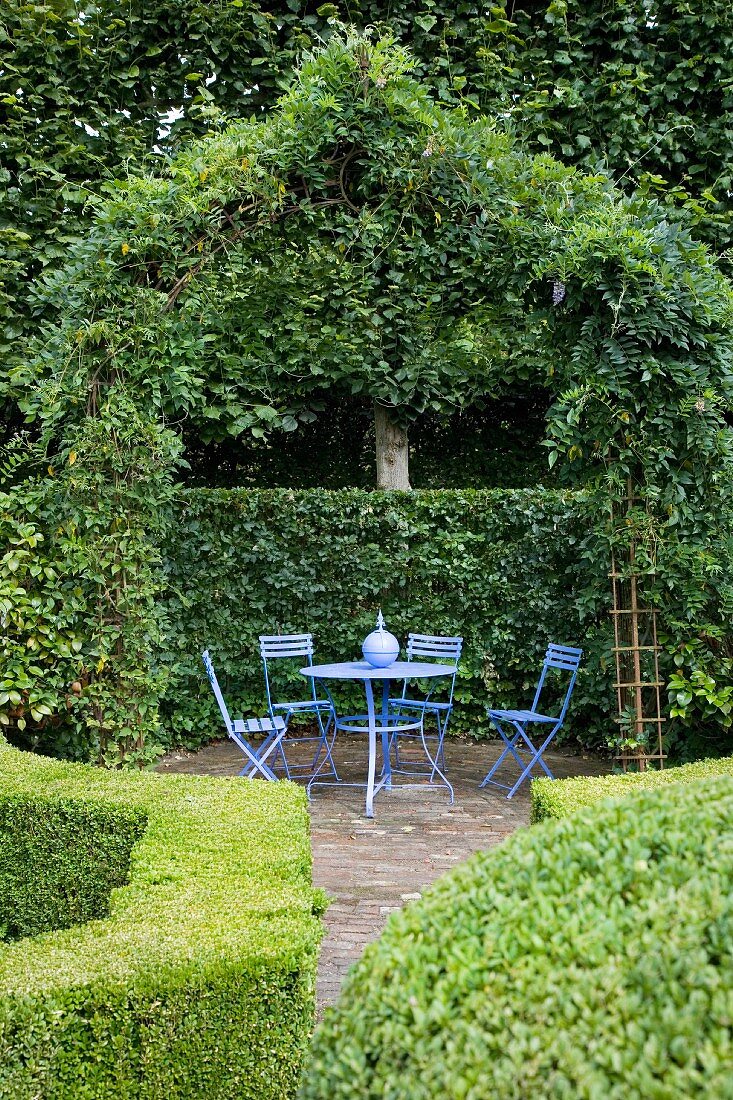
301, 776, 733, 1099
0, 744, 323, 1099
531, 754, 733, 823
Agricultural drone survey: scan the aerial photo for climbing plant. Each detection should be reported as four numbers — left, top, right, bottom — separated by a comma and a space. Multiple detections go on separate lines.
1, 411, 179, 765
3, 0, 732, 415
6, 29, 733, 761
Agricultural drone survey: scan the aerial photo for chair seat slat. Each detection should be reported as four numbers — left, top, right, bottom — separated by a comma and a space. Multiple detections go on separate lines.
239, 716, 287, 734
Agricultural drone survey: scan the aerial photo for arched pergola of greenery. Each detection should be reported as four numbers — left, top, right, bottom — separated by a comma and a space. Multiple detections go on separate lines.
6, 29, 733, 763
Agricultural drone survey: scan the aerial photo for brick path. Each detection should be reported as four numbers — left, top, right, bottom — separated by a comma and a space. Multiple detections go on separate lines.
159, 735, 609, 1011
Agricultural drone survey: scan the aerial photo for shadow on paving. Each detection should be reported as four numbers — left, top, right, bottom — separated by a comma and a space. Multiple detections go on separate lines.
158, 734, 610, 1012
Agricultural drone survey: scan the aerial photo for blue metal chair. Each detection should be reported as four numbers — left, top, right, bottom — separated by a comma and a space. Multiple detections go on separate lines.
479, 643, 582, 799
202, 650, 287, 780
260, 633, 339, 782
388, 633, 463, 800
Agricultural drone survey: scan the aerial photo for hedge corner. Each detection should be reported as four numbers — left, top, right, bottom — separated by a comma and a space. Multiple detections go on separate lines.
0, 743, 323, 1100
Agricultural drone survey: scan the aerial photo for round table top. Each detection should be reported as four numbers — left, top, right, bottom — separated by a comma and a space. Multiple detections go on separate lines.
300, 660, 454, 680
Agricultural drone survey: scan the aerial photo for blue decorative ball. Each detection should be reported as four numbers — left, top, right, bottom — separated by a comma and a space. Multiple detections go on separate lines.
362, 610, 400, 668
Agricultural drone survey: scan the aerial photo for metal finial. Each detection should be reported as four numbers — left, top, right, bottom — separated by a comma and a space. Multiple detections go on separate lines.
376, 609, 385, 631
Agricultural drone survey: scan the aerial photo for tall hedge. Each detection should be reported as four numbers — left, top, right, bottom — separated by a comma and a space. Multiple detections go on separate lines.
159, 487, 612, 750
3, 1, 731, 387
0, 744, 323, 1099
301, 775, 733, 1098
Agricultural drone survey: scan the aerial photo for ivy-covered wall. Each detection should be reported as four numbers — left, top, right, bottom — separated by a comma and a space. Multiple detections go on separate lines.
159, 487, 614, 751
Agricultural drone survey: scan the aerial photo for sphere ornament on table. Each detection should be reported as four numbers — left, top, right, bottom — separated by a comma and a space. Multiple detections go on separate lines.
362, 611, 400, 668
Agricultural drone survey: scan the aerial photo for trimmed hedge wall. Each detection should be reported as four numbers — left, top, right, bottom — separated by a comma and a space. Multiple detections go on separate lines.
0, 745, 323, 1099
0, 795, 146, 942
531, 754, 733, 823
160, 488, 611, 749
301, 776, 733, 1098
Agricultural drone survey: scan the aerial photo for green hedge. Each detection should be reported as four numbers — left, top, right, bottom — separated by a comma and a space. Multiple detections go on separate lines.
0, 795, 146, 941
160, 488, 612, 750
301, 776, 733, 1098
531, 754, 733, 823
0, 744, 323, 1099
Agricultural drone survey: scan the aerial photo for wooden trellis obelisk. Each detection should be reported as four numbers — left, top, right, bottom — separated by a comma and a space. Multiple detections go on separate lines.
609, 489, 666, 771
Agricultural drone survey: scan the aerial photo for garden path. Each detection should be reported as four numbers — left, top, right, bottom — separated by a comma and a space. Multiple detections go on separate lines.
159, 736, 609, 1012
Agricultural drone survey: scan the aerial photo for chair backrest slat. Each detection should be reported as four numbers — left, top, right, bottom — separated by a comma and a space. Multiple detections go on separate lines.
260, 632, 317, 712
260, 646, 314, 659
407, 634, 463, 663
201, 650, 233, 734
531, 643, 582, 718
260, 634, 314, 658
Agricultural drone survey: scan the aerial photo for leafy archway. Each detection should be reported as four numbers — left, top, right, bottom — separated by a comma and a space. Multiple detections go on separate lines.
7, 29, 733, 761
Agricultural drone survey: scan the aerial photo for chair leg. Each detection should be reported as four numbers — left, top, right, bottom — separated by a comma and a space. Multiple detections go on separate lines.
238, 725, 288, 780
311, 709, 340, 782
479, 719, 525, 788
430, 711, 450, 782
419, 720, 453, 804
505, 727, 559, 798
232, 734, 280, 781
516, 727, 554, 780
307, 705, 328, 775
305, 711, 342, 794
274, 739, 292, 779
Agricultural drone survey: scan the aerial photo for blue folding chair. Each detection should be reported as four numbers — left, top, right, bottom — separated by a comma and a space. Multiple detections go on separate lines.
388, 633, 463, 801
202, 650, 287, 780
260, 633, 339, 782
480, 643, 582, 799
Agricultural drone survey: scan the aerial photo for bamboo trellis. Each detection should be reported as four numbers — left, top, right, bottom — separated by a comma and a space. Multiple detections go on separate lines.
610, 490, 666, 771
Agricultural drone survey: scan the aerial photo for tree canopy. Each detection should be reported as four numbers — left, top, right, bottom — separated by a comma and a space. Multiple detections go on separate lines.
3, 0, 732, 418
15, 30, 733, 489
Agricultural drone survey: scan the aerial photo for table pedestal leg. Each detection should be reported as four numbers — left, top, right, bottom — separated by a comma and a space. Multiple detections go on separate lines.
365, 679, 376, 818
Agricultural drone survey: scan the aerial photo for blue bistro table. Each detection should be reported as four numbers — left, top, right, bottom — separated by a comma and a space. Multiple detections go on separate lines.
300, 661, 453, 817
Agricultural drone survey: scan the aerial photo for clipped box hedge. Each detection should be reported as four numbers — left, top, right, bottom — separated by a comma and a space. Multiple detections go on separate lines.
0, 744, 323, 1099
531, 753, 733, 823
161, 487, 612, 750
301, 776, 733, 1099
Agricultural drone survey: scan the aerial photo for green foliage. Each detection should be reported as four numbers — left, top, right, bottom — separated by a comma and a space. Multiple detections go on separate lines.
13, 30, 568, 441
3, 0, 732, 388
183, 396, 552, 490
398, 0, 733, 251
0, 486, 88, 746
666, 635, 733, 752
0, 0, 306, 373
0, 743, 322, 1099
0, 796, 146, 941
530, 753, 733, 823
15, 28, 733, 452
6, 30, 733, 762
159, 486, 613, 750
301, 775, 733, 1098
0, 418, 181, 766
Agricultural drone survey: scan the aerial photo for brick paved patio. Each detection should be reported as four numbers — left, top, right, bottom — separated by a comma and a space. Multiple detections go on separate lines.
159, 735, 610, 1011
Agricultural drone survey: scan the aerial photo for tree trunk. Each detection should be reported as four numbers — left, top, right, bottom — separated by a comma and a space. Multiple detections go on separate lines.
374, 401, 410, 490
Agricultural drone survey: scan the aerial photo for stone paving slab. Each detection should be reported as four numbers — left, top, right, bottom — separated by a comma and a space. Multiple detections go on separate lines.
159, 734, 609, 1011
